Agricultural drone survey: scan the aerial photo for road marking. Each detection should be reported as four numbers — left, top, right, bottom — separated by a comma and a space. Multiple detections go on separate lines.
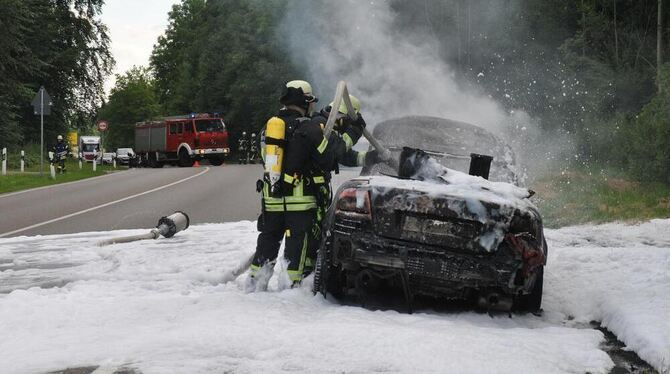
0, 169, 130, 199
0, 167, 210, 238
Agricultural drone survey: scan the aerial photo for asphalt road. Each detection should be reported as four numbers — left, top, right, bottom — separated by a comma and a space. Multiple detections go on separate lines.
0, 164, 264, 238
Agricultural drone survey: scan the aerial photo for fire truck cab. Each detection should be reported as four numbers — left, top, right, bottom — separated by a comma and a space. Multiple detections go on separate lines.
135, 113, 230, 167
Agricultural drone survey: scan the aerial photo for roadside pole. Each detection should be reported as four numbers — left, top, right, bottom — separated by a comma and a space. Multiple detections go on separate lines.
20, 150, 25, 172
1, 148, 6, 176
93, 150, 97, 172
32, 87, 52, 177
78, 152, 82, 170
40, 89, 43, 176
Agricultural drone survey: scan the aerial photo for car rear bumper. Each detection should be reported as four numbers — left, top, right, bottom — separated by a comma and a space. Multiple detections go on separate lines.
330, 218, 525, 298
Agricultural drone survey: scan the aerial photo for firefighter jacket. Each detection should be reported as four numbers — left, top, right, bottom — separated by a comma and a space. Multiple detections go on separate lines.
53, 142, 70, 159
260, 108, 362, 212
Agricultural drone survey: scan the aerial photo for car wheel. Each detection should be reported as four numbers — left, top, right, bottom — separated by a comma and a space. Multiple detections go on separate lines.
313, 243, 344, 298
209, 157, 224, 166
178, 149, 194, 167
517, 266, 543, 313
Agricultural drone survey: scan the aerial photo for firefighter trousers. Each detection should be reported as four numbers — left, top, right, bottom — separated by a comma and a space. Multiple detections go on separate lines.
252, 209, 316, 282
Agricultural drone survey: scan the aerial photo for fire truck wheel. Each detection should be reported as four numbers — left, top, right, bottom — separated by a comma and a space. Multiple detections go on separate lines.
209, 157, 224, 166
178, 149, 194, 167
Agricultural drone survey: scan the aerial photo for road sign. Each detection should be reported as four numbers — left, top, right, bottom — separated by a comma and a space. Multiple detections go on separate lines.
32, 86, 52, 176
98, 121, 108, 131
32, 87, 52, 116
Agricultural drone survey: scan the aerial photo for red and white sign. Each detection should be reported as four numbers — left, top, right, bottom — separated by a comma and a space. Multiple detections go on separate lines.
98, 121, 108, 131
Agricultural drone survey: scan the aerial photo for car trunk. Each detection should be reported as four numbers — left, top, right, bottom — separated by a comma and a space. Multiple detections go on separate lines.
369, 186, 512, 253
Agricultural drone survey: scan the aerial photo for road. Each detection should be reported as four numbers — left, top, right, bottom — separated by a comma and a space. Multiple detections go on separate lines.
0, 164, 264, 238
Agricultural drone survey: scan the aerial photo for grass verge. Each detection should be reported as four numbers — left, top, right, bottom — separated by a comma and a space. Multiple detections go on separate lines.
0, 160, 123, 195
532, 170, 670, 228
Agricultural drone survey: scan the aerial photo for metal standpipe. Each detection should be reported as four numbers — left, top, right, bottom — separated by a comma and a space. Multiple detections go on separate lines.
98, 211, 190, 246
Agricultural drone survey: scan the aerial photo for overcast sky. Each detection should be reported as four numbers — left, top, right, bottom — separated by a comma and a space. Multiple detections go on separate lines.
102, 0, 179, 93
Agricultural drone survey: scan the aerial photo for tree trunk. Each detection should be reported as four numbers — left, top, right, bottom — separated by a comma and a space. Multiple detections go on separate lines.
582, 0, 586, 57
614, 0, 619, 67
658, 0, 663, 93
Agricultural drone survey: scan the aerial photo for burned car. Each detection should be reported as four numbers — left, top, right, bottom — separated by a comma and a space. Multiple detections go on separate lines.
362, 116, 523, 184
314, 118, 546, 313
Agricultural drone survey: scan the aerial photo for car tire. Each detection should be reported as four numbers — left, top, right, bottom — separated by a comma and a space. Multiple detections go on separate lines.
517, 266, 543, 313
209, 157, 224, 166
313, 243, 344, 298
178, 149, 194, 167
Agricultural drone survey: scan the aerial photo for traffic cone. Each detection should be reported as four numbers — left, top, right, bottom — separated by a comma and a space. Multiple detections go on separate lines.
193, 160, 200, 167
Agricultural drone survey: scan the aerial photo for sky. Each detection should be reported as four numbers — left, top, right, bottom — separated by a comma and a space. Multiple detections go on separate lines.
101, 0, 179, 94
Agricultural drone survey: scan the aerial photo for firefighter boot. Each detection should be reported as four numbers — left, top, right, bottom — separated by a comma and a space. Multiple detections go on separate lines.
244, 261, 274, 293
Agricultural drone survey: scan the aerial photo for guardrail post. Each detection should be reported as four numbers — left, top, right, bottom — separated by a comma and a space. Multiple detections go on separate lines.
93, 150, 97, 172
20, 150, 25, 172
1, 148, 6, 176
48, 151, 55, 179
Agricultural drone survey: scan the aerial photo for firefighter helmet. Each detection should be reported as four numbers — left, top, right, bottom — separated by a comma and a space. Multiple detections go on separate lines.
57, 134, 63, 141
281, 80, 318, 106
330, 95, 361, 116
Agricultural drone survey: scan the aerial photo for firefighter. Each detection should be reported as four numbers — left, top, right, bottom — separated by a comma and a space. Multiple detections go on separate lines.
247, 80, 366, 291
302, 96, 381, 274
248, 133, 258, 164
238, 132, 249, 164
52, 134, 70, 173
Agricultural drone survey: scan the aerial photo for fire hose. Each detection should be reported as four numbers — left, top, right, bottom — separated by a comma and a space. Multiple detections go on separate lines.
324, 81, 396, 168
97, 211, 190, 246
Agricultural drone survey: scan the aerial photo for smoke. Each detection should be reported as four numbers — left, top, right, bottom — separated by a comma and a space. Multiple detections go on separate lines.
280, 0, 574, 181
281, 1, 507, 129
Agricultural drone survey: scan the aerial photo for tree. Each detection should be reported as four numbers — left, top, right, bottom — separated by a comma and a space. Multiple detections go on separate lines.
0, 0, 113, 148
98, 67, 161, 150
150, 0, 298, 142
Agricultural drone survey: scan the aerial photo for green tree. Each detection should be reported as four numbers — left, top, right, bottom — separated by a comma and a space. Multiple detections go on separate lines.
150, 0, 298, 142
625, 63, 670, 182
0, 0, 113, 149
98, 67, 161, 150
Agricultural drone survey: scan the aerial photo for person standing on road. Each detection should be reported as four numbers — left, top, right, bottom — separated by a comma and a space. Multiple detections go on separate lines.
304, 96, 380, 271
238, 132, 249, 164
52, 134, 70, 173
249, 133, 258, 164
247, 80, 366, 291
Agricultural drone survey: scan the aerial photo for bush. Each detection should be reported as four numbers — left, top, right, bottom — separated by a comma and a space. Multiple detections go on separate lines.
624, 64, 670, 183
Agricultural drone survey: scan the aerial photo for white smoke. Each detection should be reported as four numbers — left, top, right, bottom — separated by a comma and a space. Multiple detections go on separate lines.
280, 0, 573, 181
281, 0, 517, 133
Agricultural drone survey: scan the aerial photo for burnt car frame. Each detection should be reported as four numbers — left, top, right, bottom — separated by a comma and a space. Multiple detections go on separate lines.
313, 119, 547, 313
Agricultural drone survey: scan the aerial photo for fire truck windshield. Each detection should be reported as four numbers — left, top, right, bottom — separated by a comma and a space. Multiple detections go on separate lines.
195, 119, 225, 133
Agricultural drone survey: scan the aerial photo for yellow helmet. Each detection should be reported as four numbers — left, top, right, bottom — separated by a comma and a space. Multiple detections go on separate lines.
284, 80, 317, 103
330, 95, 361, 116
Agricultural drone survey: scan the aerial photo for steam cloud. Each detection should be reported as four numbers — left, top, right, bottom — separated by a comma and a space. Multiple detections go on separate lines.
280, 0, 573, 180
282, 0, 515, 131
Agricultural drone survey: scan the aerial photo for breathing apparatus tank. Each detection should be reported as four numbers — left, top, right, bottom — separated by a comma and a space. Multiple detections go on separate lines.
264, 116, 286, 196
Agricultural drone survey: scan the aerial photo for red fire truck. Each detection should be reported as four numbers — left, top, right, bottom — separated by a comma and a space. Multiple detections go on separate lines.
135, 113, 230, 167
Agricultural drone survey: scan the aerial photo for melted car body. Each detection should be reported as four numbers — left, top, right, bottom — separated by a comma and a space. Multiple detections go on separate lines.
314, 119, 546, 312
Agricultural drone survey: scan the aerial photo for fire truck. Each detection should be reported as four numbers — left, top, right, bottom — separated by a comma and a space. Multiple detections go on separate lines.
135, 113, 230, 167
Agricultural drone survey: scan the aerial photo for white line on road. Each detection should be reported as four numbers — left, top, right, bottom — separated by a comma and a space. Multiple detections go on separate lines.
0, 167, 210, 238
